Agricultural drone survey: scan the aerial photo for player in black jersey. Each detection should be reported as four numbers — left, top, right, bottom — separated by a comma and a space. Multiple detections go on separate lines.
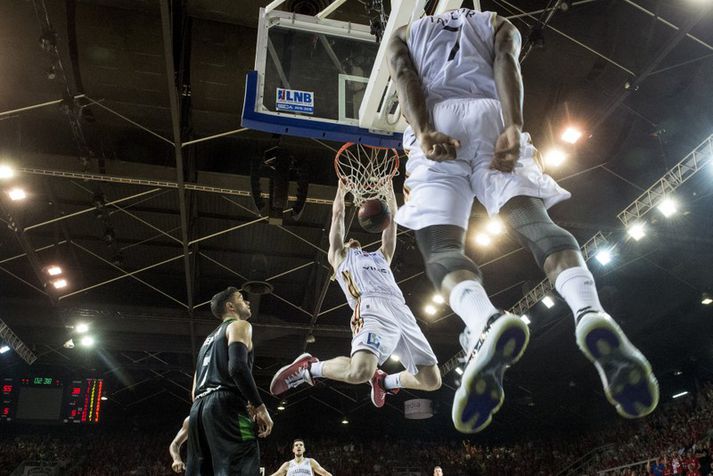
186, 286, 273, 476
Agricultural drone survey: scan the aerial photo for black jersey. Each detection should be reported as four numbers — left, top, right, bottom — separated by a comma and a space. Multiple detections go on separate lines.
194, 319, 254, 405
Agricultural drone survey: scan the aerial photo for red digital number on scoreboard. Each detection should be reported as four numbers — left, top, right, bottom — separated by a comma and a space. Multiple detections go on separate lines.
2, 385, 12, 393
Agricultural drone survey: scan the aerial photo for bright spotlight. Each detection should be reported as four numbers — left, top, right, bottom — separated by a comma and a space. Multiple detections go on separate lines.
7, 187, 27, 201
595, 249, 612, 266
486, 218, 504, 235
46, 265, 62, 276
544, 148, 567, 167
277, 404, 285, 411
390, 355, 400, 362
702, 293, 713, 305
657, 197, 678, 217
341, 417, 349, 425
51, 278, 68, 289
520, 315, 531, 325
561, 127, 583, 144
542, 296, 555, 309
474, 233, 491, 246
432, 294, 445, 304
0, 345, 10, 354
100, 396, 108, 401
80, 336, 95, 348
424, 304, 437, 316
75, 323, 89, 334
672, 391, 689, 399
627, 223, 646, 241
0, 165, 14, 180
454, 367, 464, 376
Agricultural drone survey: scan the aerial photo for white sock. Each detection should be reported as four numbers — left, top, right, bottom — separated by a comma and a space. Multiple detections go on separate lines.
384, 373, 401, 390
554, 266, 604, 323
449, 280, 499, 334
309, 361, 324, 379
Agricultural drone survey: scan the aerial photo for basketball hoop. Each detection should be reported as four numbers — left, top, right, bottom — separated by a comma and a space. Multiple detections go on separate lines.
334, 142, 399, 206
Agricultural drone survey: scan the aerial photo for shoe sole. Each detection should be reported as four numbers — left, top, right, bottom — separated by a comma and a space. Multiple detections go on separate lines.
576, 315, 659, 418
370, 381, 383, 408
269, 352, 313, 396
452, 316, 530, 434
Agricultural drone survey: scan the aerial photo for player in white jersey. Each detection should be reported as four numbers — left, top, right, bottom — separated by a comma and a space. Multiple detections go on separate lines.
268, 439, 332, 476
386, 8, 659, 433
270, 182, 441, 407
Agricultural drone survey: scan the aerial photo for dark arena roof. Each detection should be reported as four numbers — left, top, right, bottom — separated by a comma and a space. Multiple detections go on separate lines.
1, 0, 713, 458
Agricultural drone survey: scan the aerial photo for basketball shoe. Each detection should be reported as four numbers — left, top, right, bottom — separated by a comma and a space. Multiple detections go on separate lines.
369, 369, 400, 408
270, 353, 318, 396
452, 312, 530, 433
575, 311, 659, 418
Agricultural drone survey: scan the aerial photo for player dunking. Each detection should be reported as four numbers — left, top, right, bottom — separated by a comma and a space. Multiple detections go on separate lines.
386, 8, 659, 432
268, 439, 333, 476
169, 416, 189, 473
186, 287, 273, 475
270, 183, 441, 407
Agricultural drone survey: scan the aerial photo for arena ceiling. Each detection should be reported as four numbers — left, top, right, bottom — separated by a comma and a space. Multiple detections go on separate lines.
1, 0, 713, 439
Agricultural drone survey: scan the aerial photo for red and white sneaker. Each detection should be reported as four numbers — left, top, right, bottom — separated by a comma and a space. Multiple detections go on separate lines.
369, 369, 400, 408
270, 353, 318, 396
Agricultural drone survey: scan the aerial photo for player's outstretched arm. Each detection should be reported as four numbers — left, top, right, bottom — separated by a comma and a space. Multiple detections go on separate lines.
379, 183, 398, 264
226, 321, 273, 438
310, 458, 333, 476
491, 15, 524, 173
169, 416, 189, 473
328, 181, 348, 270
386, 26, 459, 162
268, 462, 289, 476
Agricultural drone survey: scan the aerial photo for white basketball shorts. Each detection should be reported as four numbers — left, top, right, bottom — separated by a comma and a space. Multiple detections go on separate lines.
350, 296, 438, 374
395, 98, 571, 231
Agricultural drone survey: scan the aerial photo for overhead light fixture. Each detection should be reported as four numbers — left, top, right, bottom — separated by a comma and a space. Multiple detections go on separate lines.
454, 367, 464, 376
561, 126, 583, 144
424, 304, 437, 316
80, 336, 95, 348
627, 223, 646, 241
0, 345, 10, 354
474, 233, 491, 247
542, 296, 555, 309
702, 293, 712, 305
63, 338, 75, 349
0, 164, 14, 180
673, 370, 683, 376
520, 315, 531, 325
657, 197, 678, 217
432, 294, 445, 304
390, 355, 400, 362
46, 265, 63, 276
51, 278, 68, 289
75, 323, 89, 334
672, 391, 688, 399
100, 396, 108, 401
486, 218, 504, 235
544, 148, 567, 167
341, 417, 349, 425
595, 249, 612, 266
277, 404, 285, 411
7, 187, 27, 201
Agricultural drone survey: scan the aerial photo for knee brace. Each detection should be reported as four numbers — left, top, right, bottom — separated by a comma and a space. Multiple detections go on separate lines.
415, 225, 482, 289
501, 196, 580, 269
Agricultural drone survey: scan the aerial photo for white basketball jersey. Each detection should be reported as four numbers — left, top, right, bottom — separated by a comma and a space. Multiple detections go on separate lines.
287, 458, 313, 476
335, 248, 405, 308
407, 9, 498, 110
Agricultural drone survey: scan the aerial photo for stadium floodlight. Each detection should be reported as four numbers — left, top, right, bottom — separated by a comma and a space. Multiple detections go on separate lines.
424, 304, 437, 315
46, 265, 62, 276
627, 223, 646, 241
520, 315, 531, 325
0, 345, 10, 354
341, 417, 349, 425
486, 218, 504, 235
544, 148, 567, 167
672, 391, 688, 399
51, 278, 68, 289
76, 323, 89, 334
561, 126, 583, 144
657, 197, 678, 217
0, 164, 14, 180
390, 355, 400, 362
595, 248, 612, 265
7, 187, 26, 201
454, 367, 464, 376
542, 296, 555, 308
432, 294, 445, 304
475, 233, 491, 246
80, 336, 95, 348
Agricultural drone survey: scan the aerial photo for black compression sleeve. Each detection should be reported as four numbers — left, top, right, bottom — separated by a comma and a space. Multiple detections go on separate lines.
228, 342, 263, 407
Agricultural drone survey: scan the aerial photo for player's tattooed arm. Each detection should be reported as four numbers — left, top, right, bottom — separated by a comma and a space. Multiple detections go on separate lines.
387, 26, 459, 162
328, 180, 348, 269
268, 462, 289, 476
310, 459, 333, 476
491, 15, 524, 173
379, 183, 398, 264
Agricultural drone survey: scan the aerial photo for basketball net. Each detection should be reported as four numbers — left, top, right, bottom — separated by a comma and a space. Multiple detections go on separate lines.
334, 142, 399, 206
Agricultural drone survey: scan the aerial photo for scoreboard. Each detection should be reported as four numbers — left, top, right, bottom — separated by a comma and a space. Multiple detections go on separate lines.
1, 377, 104, 424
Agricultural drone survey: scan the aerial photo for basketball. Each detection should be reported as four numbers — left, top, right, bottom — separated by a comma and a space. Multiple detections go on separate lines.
358, 199, 391, 233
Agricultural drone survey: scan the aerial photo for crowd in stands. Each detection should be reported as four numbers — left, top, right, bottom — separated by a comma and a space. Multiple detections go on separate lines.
1, 382, 712, 476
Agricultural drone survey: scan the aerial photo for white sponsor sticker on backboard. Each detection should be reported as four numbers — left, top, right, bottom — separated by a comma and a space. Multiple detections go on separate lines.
276, 88, 314, 114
